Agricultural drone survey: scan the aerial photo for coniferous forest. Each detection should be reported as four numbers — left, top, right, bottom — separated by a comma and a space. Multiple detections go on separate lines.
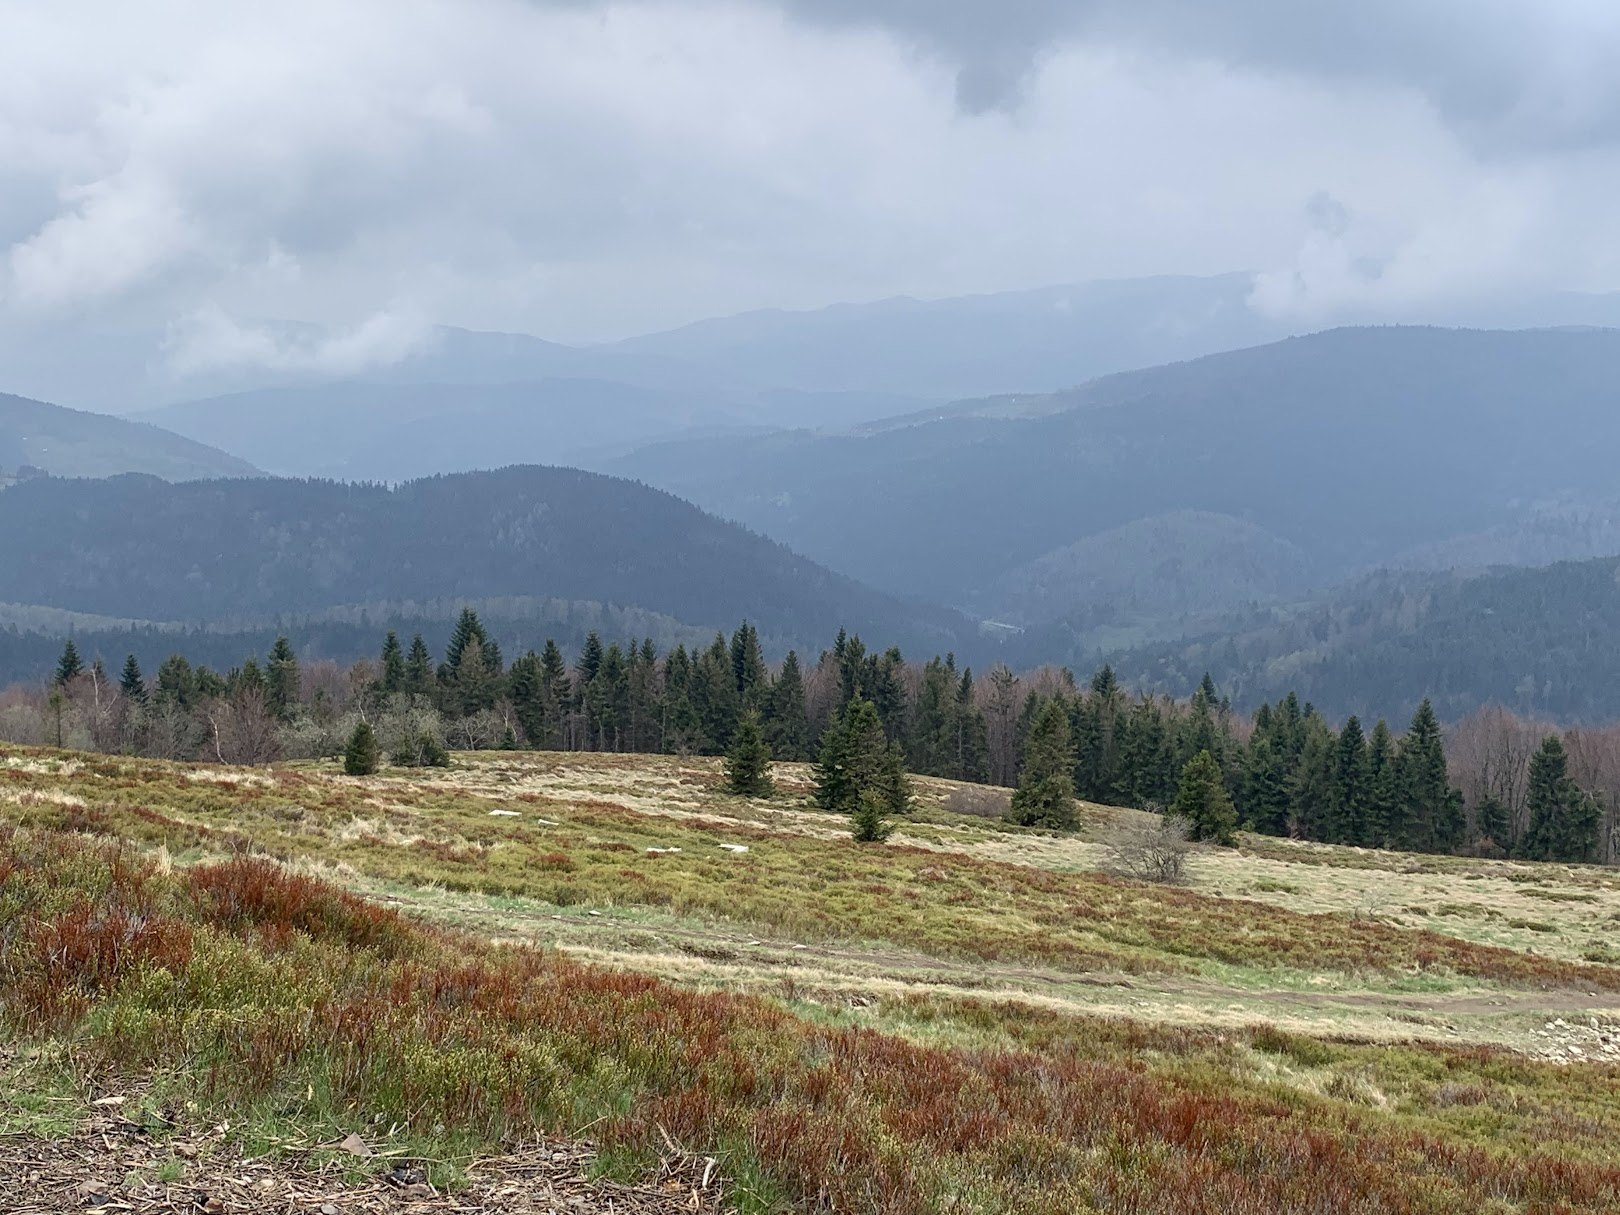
8, 609, 1614, 866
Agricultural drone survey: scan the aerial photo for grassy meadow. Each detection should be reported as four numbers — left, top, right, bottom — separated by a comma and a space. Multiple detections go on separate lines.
6, 745, 1620, 1212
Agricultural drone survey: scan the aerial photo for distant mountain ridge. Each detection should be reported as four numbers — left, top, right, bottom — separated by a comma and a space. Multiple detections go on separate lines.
606, 325, 1620, 617
0, 392, 257, 482
0, 465, 970, 662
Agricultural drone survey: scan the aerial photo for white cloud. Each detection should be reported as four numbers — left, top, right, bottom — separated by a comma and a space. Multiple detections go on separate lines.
163, 304, 434, 376
3, 0, 1620, 387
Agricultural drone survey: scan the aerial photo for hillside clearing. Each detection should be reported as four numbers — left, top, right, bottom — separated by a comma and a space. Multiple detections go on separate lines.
8, 745, 1620, 1212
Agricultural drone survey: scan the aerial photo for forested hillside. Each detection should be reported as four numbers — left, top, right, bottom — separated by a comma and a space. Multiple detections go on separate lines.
12, 611, 1614, 866
606, 326, 1620, 615
0, 466, 967, 662
0, 392, 257, 482
1103, 557, 1620, 724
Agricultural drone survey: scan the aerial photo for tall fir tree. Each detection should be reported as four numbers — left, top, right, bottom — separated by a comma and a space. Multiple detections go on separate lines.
1287, 715, 1336, 840
1170, 750, 1238, 844
1073, 664, 1125, 803
55, 639, 83, 686
813, 695, 888, 814
724, 708, 775, 797
729, 621, 768, 710
266, 636, 300, 721
910, 655, 960, 777
1329, 715, 1370, 845
1241, 735, 1290, 835
1364, 720, 1399, 848
439, 610, 502, 716
955, 668, 992, 785
628, 639, 664, 753
379, 631, 405, 695
661, 645, 705, 755
1396, 700, 1461, 853
344, 719, 381, 776
1120, 694, 1175, 808
692, 634, 741, 753
1521, 735, 1602, 862
508, 651, 554, 749
118, 654, 147, 704
404, 634, 434, 698
764, 650, 810, 762
1007, 698, 1078, 830
155, 655, 196, 706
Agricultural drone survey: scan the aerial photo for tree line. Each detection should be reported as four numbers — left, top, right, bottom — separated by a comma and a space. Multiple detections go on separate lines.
8, 610, 1614, 865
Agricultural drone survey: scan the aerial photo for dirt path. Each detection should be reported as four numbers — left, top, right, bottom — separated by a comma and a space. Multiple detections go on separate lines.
0, 1115, 723, 1214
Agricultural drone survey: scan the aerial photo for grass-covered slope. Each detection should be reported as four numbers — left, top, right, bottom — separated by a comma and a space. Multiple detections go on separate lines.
0, 392, 257, 482
7, 747, 1620, 1211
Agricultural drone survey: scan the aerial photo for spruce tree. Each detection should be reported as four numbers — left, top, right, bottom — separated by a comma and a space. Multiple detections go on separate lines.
692, 634, 741, 753
1241, 735, 1290, 835
1007, 698, 1078, 830
404, 634, 434, 698
266, 636, 300, 721
881, 740, 913, 819
444, 608, 491, 674
1120, 694, 1174, 808
1329, 715, 1369, 845
724, 708, 775, 797
577, 630, 605, 687
910, 655, 959, 777
1170, 750, 1238, 845
379, 631, 405, 695
1396, 700, 1458, 853
1521, 735, 1602, 862
55, 639, 83, 686
764, 650, 810, 761
851, 788, 894, 844
234, 656, 266, 697
344, 720, 381, 775
729, 621, 768, 709
814, 695, 887, 814
1364, 720, 1399, 848
1287, 717, 1336, 841
155, 655, 196, 706
662, 645, 706, 755
955, 669, 992, 785
119, 654, 147, 704
1474, 796, 1511, 853
439, 612, 502, 717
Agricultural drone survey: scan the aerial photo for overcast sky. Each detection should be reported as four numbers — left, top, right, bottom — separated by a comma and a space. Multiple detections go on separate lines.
7, 0, 1620, 387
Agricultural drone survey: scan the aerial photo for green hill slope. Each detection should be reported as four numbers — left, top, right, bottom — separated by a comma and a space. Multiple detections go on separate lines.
0, 392, 257, 482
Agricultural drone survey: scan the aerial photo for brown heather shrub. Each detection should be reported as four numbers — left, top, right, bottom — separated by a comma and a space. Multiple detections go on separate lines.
4, 826, 1620, 1212
188, 857, 421, 960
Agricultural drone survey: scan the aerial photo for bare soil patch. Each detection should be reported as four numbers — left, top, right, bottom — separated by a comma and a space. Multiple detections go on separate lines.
0, 1115, 723, 1215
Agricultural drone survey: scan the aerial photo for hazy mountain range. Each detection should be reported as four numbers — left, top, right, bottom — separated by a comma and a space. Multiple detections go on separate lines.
0, 466, 970, 681
12, 278, 1620, 721
608, 326, 1620, 623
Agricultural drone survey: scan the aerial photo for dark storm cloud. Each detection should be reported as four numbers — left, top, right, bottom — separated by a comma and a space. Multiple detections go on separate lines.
782, 0, 1620, 149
